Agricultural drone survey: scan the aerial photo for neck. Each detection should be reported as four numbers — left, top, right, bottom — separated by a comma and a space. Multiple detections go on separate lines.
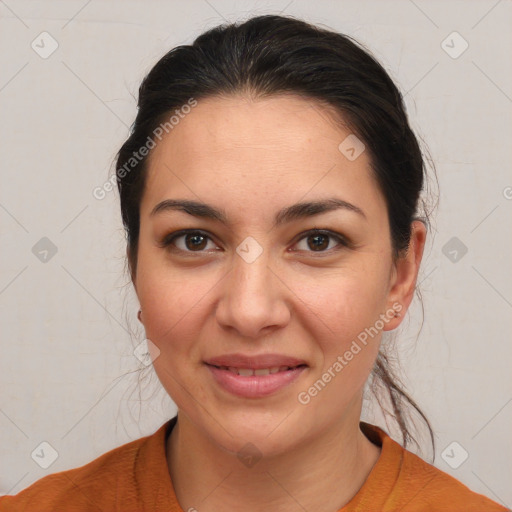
166, 399, 380, 512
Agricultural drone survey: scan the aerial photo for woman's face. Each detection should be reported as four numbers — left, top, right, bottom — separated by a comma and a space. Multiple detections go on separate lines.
134, 94, 421, 455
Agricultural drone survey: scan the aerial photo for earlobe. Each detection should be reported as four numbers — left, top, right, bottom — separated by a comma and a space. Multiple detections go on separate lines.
383, 221, 426, 330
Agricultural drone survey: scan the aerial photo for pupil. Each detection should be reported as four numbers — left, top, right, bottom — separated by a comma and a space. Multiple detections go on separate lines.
186, 233, 207, 250
309, 234, 328, 251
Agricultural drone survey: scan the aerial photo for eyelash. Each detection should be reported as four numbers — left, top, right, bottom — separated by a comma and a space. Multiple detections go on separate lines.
159, 228, 351, 256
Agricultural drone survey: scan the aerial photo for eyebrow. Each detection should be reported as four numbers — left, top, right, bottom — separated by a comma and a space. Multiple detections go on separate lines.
150, 197, 366, 227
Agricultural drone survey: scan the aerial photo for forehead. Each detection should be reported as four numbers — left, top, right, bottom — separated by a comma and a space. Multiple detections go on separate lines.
141, 94, 385, 222
149, 93, 351, 163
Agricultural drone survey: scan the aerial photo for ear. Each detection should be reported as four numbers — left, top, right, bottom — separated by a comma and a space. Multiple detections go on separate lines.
383, 220, 426, 331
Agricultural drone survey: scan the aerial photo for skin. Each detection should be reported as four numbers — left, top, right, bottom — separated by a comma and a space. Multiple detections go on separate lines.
133, 93, 426, 512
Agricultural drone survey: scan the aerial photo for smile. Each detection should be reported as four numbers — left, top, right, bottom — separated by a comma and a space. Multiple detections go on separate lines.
205, 363, 308, 398
211, 365, 304, 376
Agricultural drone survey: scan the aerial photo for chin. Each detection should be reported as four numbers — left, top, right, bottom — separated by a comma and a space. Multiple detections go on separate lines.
192, 404, 310, 458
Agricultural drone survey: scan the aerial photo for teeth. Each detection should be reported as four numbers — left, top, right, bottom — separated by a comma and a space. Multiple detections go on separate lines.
214, 365, 298, 376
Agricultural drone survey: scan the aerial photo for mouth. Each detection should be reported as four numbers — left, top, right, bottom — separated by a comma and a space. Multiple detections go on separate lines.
204, 356, 308, 398
206, 364, 307, 376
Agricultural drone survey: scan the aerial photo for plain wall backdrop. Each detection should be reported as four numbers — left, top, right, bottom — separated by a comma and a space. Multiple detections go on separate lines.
0, 0, 511, 506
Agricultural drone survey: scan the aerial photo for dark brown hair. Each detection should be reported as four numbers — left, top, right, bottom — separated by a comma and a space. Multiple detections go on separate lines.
115, 14, 435, 455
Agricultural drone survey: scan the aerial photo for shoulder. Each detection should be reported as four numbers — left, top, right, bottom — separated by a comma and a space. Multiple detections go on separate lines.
0, 422, 171, 512
356, 423, 509, 512
398, 446, 507, 511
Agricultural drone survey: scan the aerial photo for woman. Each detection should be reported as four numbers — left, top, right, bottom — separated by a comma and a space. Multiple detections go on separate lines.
1, 14, 506, 512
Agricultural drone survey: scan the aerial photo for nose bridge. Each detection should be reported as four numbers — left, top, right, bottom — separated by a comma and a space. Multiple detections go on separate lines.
232, 245, 271, 294
215, 240, 290, 337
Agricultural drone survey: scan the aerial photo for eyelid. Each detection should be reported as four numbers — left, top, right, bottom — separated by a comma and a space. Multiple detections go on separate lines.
159, 228, 352, 254
158, 229, 218, 251
290, 229, 351, 253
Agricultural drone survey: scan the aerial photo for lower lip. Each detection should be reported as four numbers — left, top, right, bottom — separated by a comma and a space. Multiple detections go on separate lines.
206, 364, 307, 398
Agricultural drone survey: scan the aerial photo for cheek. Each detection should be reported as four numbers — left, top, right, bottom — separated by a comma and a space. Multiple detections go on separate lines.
289, 261, 390, 398
139, 277, 210, 348
137, 264, 214, 401
135, 250, 210, 358
293, 278, 385, 410
292, 264, 390, 343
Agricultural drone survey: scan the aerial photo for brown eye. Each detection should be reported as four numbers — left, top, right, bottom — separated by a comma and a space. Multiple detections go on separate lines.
161, 230, 218, 253
160, 228, 349, 255
293, 229, 348, 253
307, 234, 329, 251
183, 233, 208, 251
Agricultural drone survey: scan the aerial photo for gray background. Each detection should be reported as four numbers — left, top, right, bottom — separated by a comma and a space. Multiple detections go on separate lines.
0, 0, 511, 506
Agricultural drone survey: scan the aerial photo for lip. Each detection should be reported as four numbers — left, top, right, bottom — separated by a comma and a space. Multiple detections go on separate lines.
204, 353, 308, 399
206, 364, 307, 398
204, 353, 307, 369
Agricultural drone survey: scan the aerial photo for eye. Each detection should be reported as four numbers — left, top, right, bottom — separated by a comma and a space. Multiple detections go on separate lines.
160, 230, 219, 253
159, 228, 350, 255
291, 229, 349, 254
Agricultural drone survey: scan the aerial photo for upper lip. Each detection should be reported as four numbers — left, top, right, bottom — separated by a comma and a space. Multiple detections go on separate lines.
204, 353, 308, 369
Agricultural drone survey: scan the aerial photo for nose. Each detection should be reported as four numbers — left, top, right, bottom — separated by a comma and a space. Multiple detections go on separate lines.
215, 249, 291, 339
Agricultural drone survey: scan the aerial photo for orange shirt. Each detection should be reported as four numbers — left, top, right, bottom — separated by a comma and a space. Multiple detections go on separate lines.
1, 416, 507, 511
